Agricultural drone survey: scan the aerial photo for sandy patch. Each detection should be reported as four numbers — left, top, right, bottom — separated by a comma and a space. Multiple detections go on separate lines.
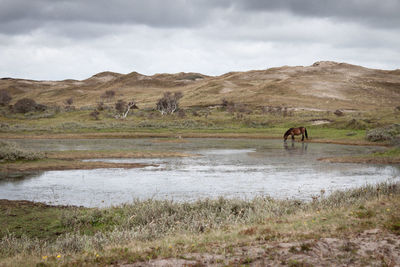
310, 119, 332, 125
134, 230, 400, 266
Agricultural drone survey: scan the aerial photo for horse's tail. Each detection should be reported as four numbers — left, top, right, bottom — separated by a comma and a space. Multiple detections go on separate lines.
283, 128, 293, 139
304, 127, 308, 139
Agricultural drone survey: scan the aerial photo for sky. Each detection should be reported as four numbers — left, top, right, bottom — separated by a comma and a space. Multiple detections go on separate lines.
0, 0, 399, 80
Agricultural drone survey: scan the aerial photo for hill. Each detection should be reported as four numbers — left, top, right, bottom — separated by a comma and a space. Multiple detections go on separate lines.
1, 61, 399, 111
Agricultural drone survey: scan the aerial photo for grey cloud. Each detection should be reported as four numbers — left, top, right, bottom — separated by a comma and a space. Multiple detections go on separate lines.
1, 0, 399, 37
0, 0, 215, 35
235, 0, 400, 28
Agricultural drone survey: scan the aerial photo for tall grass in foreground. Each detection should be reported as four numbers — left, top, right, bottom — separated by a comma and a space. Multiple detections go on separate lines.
0, 181, 399, 258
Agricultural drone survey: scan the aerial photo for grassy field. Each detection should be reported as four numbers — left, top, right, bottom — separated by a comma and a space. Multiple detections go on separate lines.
0, 182, 399, 266
1, 106, 398, 141
1, 105, 399, 266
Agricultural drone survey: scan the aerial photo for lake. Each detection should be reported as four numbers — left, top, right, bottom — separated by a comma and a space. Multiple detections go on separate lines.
0, 138, 399, 207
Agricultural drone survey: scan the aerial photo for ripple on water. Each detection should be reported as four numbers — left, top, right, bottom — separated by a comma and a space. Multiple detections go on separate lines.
0, 139, 399, 207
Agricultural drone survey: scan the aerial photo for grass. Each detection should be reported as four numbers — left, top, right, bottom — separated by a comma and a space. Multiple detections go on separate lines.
0, 107, 399, 265
0, 181, 399, 266
0, 107, 396, 143
319, 147, 400, 164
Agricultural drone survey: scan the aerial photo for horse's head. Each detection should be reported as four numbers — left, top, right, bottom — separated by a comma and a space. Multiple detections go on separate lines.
283, 128, 293, 140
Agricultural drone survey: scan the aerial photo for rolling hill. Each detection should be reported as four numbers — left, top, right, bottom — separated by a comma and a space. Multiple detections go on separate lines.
1, 61, 399, 111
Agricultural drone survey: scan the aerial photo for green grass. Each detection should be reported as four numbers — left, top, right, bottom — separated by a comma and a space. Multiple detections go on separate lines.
372, 147, 400, 157
0, 201, 67, 240
1, 107, 386, 143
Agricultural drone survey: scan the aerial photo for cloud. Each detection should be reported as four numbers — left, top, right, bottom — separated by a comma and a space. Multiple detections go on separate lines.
0, 0, 214, 35
0, 0, 399, 80
235, 0, 400, 28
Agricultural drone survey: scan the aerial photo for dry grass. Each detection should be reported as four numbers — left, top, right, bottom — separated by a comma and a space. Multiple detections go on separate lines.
0, 181, 399, 266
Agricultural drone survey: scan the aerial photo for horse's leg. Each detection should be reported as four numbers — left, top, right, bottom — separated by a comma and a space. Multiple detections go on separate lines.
301, 133, 304, 141
291, 134, 295, 140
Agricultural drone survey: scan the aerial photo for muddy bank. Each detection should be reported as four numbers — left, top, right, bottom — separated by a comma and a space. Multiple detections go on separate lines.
0, 150, 194, 173
1, 160, 156, 172
47, 150, 193, 160
0, 132, 386, 146
319, 156, 400, 164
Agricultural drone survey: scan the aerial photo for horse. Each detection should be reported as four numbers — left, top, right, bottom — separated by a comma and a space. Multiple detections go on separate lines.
283, 127, 308, 141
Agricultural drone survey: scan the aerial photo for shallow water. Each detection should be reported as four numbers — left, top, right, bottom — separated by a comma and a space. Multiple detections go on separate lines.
1, 138, 399, 207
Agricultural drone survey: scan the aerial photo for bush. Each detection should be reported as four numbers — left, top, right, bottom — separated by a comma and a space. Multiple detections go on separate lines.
90, 110, 100, 120
65, 97, 74, 106
0, 90, 11, 106
115, 100, 126, 114
334, 109, 344, 116
102, 90, 116, 100
0, 141, 45, 161
366, 124, 400, 142
96, 102, 105, 111
13, 98, 37, 113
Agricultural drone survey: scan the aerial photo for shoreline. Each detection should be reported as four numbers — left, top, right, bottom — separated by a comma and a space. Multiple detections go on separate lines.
0, 137, 396, 172
0, 132, 388, 147
0, 151, 193, 173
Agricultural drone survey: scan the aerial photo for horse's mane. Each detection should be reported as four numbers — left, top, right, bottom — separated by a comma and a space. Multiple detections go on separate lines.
283, 128, 294, 138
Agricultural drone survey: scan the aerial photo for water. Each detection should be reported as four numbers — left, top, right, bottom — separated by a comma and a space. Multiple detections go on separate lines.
1, 138, 399, 207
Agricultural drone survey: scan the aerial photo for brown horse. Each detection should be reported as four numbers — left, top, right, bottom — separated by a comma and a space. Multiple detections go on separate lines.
283, 127, 308, 141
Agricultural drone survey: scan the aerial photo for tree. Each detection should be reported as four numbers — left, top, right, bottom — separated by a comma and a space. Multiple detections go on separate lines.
0, 90, 11, 106
156, 91, 183, 115
115, 99, 138, 119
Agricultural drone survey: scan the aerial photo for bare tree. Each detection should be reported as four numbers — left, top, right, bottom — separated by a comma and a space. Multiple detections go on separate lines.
156, 91, 183, 115
0, 90, 11, 106
115, 99, 138, 119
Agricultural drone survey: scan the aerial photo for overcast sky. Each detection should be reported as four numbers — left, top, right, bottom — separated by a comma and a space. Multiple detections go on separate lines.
1, 0, 399, 80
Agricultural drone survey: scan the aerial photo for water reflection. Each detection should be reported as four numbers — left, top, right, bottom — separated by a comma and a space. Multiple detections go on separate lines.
0, 172, 41, 185
283, 141, 308, 155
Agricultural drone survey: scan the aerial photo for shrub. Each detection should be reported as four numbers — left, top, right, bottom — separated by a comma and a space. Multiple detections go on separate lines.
13, 98, 37, 113
102, 90, 116, 100
366, 124, 400, 142
115, 100, 127, 114
96, 101, 105, 111
0, 141, 45, 161
90, 110, 100, 120
177, 109, 186, 118
35, 103, 47, 112
0, 90, 11, 106
65, 97, 74, 106
334, 109, 344, 116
